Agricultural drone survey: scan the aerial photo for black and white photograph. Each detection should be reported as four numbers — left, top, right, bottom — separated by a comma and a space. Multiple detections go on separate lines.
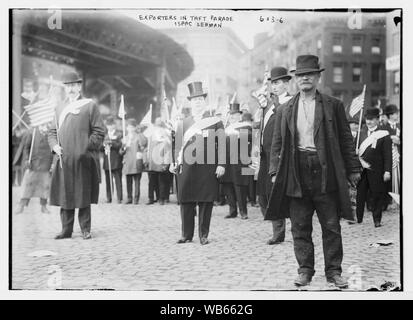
4, 1, 409, 300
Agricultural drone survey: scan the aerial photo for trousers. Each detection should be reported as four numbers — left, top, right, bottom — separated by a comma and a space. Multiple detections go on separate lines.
223, 183, 248, 217
356, 170, 385, 224
180, 202, 213, 240
105, 169, 122, 202
126, 173, 141, 202
60, 205, 91, 236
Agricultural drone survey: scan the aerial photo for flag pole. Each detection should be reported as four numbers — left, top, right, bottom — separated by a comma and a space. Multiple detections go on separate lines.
54, 113, 63, 169
121, 95, 126, 139
28, 127, 36, 165
12, 110, 30, 130
355, 85, 366, 154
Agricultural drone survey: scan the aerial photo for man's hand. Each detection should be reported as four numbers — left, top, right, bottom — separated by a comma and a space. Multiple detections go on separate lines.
104, 144, 111, 155
348, 172, 361, 188
169, 163, 178, 174
216, 166, 225, 178
271, 175, 276, 183
383, 171, 391, 182
391, 135, 400, 145
53, 144, 63, 156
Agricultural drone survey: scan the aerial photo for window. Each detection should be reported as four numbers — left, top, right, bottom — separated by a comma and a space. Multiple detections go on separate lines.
393, 70, 400, 95
352, 35, 363, 54
371, 63, 381, 83
332, 35, 343, 53
333, 63, 343, 83
371, 37, 381, 54
352, 63, 362, 82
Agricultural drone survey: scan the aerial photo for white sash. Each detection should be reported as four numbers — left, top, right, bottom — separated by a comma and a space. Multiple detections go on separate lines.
177, 116, 221, 165
359, 130, 389, 169
58, 98, 92, 128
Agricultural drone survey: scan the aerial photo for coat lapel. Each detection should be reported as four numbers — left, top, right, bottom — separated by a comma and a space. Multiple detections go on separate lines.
313, 92, 324, 138
286, 93, 299, 138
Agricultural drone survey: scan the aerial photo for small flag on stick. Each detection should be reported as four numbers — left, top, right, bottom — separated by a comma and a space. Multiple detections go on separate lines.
349, 85, 366, 117
24, 97, 56, 127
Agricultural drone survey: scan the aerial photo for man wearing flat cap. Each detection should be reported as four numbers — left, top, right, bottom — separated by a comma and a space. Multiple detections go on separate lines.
256, 66, 293, 245
267, 55, 361, 288
170, 81, 226, 245
355, 108, 392, 227
48, 71, 105, 240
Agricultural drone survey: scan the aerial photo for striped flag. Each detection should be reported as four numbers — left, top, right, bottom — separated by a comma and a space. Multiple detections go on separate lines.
24, 97, 56, 127
392, 145, 400, 169
349, 85, 366, 117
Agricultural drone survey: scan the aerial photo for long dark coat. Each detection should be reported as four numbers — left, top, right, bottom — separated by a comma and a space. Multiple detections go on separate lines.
266, 91, 361, 221
102, 130, 123, 171
48, 98, 105, 210
357, 126, 392, 192
175, 115, 226, 203
221, 122, 252, 186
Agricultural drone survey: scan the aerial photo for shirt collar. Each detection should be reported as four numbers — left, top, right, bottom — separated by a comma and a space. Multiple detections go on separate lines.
368, 126, 378, 132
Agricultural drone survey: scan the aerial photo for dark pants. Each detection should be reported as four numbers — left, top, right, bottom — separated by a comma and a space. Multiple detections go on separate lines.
223, 183, 248, 217
148, 171, 170, 201
59, 206, 91, 236
126, 173, 141, 202
247, 178, 257, 204
105, 169, 122, 202
289, 150, 343, 277
20, 198, 47, 206
180, 202, 213, 240
356, 170, 385, 224
258, 194, 286, 242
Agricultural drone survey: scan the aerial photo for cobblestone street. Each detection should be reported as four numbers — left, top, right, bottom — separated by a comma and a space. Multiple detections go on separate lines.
11, 174, 401, 291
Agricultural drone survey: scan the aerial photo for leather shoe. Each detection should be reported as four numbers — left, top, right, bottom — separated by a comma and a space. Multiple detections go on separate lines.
41, 205, 50, 214
54, 233, 71, 240
327, 275, 348, 289
146, 200, 154, 205
294, 273, 312, 286
82, 232, 92, 240
200, 237, 209, 245
224, 214, 237, 219
159, 200, 165, 205
240, 215, 248, 220
267, 238, 283, 245
374, 222, 382, 228
177, 238, 192, 244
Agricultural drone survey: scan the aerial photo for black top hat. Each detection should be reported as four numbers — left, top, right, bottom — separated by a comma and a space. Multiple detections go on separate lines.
383, 104, 399, 116
290, 55, 325, 75
268, 67, 292, 82
229, 102, 241, 114
127, 118, 137, 127
365, 108, 380, 119
62, 71, 82, 84
187, 81, 207, 100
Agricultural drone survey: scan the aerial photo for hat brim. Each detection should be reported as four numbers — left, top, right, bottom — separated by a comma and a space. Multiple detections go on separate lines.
187, 93, 207, 100
229, 110, 242, 114
291, 68, 325, 75
268, 75, 292, 82
63, 79, 83, 84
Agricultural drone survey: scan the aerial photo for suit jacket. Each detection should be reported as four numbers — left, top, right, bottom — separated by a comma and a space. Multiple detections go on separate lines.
357, 126, 392, 192
267, 91, 361, 220
221, 122, 252, 186
175, 115, 226, 203
102, 130, 123, 171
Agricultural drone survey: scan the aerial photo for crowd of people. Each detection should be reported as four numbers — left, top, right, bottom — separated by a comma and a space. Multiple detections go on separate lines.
12, 54, 401, 289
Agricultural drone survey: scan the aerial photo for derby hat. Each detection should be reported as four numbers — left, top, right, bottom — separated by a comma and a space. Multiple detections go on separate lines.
290, 55, 325, 75
268, 67, 292, 82
365, 107, 381, 119
383, 104, 399, 116
187, 81, 207, 100
62, 71, 82, 84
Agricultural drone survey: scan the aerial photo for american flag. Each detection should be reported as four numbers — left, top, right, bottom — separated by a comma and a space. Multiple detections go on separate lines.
392, 145, 400, 169
349, 85, 366, 117
24, 97, 56, 127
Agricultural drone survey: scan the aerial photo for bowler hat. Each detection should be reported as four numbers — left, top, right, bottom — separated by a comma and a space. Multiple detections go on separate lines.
187, 81, 207, 100
383, 104, 399, 116
290, 55, 325, 75
62, 71, 82, 84
365, 108, 380, 119
268, 67, 292, 82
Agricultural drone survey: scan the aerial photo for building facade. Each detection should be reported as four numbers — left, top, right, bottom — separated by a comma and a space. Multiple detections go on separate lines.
385, 10, 401, 108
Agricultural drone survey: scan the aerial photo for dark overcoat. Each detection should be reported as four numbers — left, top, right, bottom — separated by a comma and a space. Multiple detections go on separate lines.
357, 126, 392, 192
175, 115, 226, 203
221, 122, 252, 186
266, 91, 361, 221
102, 130, 123, 171
48, 98, 105, 210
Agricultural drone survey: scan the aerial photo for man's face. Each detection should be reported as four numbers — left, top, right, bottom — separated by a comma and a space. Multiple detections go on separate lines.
64, 82, 82, 99
389, 112, 399, 123
366, 118, 379, 129
190, 96, 206, 117
349, 123, 359, 133
271, 79, 289, 96
127, 125, 136, 134
295, 72, 320, 92
228, 113, 241, 124
106, 124, 116, 132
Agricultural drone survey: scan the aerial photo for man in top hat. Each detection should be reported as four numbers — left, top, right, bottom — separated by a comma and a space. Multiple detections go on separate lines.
170, 81, 226, 245
355, 108, 392, 227
256, 66, 293, 245
102, 116, 124, 204
267, 55, 361, 288
48, 71, 105, 240
220, 98, 253, 220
